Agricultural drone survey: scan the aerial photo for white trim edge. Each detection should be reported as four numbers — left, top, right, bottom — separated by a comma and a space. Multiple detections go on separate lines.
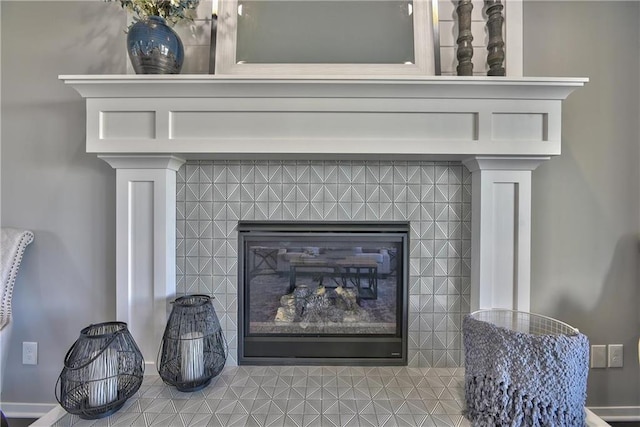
19, 403, 616, 425
505, 0, 524, 77
1, 402, 58, 419
585, 408, 612, 426
588, 406, 640, 422
29, 405, 66, 426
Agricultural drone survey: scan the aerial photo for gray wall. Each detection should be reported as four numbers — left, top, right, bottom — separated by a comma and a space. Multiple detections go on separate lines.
525, 1, 640, 406
0, 1, 125, 404
0, 0, 638, 409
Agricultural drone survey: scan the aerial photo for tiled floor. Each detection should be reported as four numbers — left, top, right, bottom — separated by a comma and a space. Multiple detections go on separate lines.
52, 366, 470, 426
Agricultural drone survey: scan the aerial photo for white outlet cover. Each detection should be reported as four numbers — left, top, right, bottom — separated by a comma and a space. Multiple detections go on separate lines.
608, 344, 623, 368
591, 345, 607, 368
22, 341, 38, 365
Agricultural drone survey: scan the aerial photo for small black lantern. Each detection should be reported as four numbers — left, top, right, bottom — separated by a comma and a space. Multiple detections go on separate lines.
158, 294, 227, 391
56, 321, 144, 420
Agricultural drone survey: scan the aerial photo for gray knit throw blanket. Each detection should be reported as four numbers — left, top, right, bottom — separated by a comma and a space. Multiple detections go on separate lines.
463, 315, 589, 427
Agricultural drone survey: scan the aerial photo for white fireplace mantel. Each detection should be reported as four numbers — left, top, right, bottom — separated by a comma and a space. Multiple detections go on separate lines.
60, 74, 586, 365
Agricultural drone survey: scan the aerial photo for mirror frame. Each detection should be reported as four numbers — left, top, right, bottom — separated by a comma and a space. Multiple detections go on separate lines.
214, 0, 437, 75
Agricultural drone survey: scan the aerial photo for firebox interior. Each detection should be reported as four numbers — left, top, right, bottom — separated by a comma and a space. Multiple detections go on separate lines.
238, 221, 409, 365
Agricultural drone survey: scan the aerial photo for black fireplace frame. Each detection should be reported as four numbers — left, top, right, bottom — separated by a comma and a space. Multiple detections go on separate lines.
237, 221, 409, 365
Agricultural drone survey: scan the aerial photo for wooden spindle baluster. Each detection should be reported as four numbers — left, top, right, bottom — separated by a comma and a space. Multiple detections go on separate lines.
485, 0, 506, 76
456, 0, 473, 76
456, 0, 474, 76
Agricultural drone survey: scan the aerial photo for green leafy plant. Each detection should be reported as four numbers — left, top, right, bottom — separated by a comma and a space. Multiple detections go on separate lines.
106, 0, 200, 26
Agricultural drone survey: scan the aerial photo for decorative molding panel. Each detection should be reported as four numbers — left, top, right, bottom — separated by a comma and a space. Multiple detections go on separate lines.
61, 75, 584, 158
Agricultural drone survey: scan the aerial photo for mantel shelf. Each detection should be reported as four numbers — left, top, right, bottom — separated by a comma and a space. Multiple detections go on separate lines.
59, 74, 587, 159
60, 74, 587, 99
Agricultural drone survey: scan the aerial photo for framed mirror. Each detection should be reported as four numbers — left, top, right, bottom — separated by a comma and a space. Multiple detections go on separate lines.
214, 0, 437, 75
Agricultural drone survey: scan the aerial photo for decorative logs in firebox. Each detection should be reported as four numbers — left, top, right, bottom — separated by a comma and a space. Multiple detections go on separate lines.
275, 285, 370, 325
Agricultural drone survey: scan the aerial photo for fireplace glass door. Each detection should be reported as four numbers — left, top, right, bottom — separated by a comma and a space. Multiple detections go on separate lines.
238, 222, 408, 364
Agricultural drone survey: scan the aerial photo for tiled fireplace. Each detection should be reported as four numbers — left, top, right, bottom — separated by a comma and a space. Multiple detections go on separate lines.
61, 74, 585, 372
176, 160, 471, 367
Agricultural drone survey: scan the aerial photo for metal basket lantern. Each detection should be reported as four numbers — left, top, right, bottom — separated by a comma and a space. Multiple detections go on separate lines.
55, 322, 144, 420
463, 309, 589, 426
158, 294, 227, 391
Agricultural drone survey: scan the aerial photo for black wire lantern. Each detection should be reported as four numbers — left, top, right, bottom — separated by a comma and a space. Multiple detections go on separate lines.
158, 294, 227, 391
55, 322, 144, 419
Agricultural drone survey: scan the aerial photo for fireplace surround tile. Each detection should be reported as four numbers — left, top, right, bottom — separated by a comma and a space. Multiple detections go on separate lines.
176, 160, 471, 367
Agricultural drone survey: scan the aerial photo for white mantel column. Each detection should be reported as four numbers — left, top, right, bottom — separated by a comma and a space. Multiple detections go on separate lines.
99, 154, 185, 366
462, 156, 549, 313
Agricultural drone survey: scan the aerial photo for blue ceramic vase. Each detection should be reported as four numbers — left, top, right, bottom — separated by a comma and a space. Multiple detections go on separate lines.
127, 16, 184, 74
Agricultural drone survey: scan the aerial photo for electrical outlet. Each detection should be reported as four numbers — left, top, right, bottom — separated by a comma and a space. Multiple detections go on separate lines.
590, 345, 607, 368
608, 344, 623, 368
22, 341, 38, 365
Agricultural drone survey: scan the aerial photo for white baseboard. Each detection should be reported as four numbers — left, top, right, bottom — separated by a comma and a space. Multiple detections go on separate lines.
2, 403, 636, 423
0, 402, 57, 419
588, 406, 640, 422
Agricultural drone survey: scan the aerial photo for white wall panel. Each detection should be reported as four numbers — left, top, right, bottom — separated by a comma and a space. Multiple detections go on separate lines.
128, 181, 155, 361
492, 182, 516, 309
